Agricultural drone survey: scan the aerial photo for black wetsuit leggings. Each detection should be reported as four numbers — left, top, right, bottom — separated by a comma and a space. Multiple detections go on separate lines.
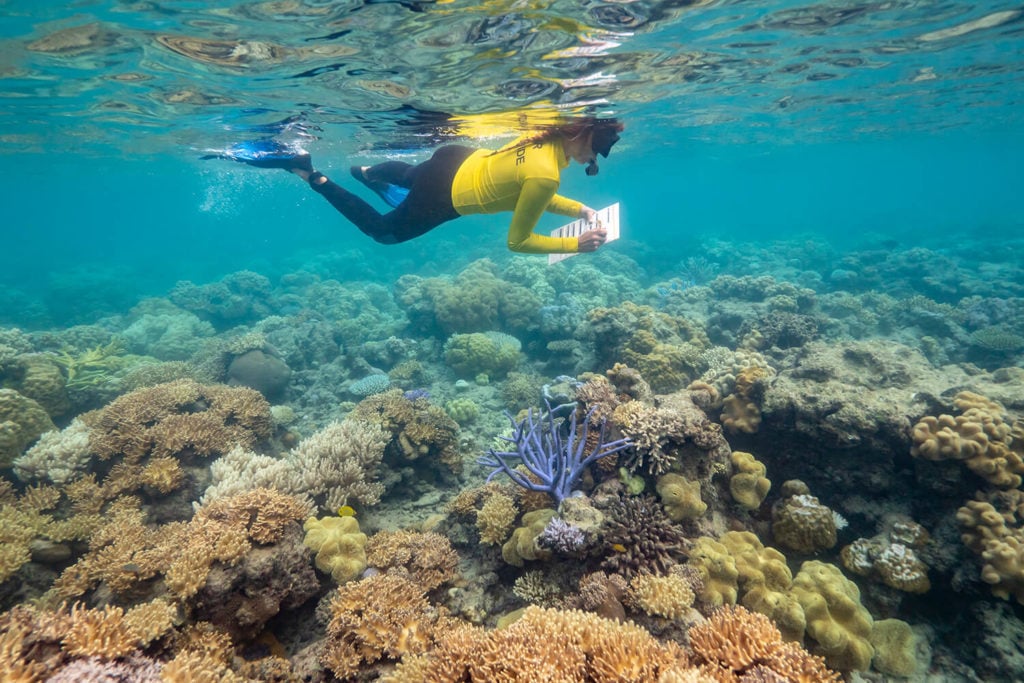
309, 145, 476, 244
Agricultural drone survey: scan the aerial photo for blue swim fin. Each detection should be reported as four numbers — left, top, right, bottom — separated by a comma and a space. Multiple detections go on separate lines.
202, 139, 312, 172
350, 165, 410, 208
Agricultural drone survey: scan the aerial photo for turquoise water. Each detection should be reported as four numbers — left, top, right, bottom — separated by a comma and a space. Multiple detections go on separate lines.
2, 1, 1024, 681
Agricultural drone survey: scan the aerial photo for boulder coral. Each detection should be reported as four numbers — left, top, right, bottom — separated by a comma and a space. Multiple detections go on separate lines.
911, 391, 1024, 488
587, 302, 710, 393
443, 332, 521, 379
841, 520, 931, 594
720, 531, 805, 642
771, 481, 839, 554
502, 508, 556, 566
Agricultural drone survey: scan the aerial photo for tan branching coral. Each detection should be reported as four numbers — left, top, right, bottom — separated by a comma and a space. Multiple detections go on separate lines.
366, 529, 459, 591
322, 573, 445, 679
911, 391, 1024, 488
89, 379, 273, 463
689, 606, 840, 681
353, 389, 462, 473
614, 400, 684, 475
62, 603, 138, 660
626, 571, 695, 621
476, 491, 519, 545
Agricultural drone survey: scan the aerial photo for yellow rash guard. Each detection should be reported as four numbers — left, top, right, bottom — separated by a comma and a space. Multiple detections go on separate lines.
450, 137, 584, 254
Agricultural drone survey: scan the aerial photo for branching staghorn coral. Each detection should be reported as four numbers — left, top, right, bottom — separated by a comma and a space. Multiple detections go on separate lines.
479, 403, 631, 505
202, 417, 388, 513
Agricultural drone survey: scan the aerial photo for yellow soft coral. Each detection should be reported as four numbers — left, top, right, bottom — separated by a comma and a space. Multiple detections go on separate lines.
686, 537, 739, 607
303, 515, 367, 583
502, 508, 556, 567
729, 451, 771, 510
789, 560, 874, 671
720, 531, 805, 642
656, 473, 706, 521
911, 391, 1024, 488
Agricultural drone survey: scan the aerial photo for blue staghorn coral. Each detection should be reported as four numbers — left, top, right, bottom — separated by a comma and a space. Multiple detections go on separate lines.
479, 403, 631, 505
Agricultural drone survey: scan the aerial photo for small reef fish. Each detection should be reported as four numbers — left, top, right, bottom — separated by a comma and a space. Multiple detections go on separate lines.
610, 543, 627, 553
337, 505, 356, 517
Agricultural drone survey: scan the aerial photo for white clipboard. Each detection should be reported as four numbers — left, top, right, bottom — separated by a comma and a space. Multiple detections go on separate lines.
547, 203, 620, 265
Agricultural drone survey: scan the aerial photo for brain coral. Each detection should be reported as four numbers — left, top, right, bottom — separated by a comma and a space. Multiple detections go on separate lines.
88, 379, 272, 463
911, 391, 1024, 488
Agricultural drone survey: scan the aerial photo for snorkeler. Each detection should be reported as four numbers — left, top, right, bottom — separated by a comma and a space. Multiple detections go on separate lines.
211, 119, 623, 255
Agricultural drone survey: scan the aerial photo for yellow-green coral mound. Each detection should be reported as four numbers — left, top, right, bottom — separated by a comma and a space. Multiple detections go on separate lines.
729, 451, 771, 510
790, 560, 874, 671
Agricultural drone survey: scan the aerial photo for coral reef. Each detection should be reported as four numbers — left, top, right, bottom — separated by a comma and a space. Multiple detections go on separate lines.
771, 481, 840, 554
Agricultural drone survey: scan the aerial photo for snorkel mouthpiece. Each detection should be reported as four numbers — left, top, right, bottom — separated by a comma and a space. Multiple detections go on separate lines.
586, 160, 599, 176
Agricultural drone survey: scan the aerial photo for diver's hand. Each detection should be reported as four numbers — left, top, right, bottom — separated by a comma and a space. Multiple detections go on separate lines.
578, 228, 608, 252
579, 206, 598, 224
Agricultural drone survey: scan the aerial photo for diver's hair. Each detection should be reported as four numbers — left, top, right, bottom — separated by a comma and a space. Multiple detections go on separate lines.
488, 117, 622, 156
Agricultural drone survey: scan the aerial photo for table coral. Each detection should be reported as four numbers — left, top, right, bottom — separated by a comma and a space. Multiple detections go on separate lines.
789, 560, 875, 671
911, 391, 1024, 488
